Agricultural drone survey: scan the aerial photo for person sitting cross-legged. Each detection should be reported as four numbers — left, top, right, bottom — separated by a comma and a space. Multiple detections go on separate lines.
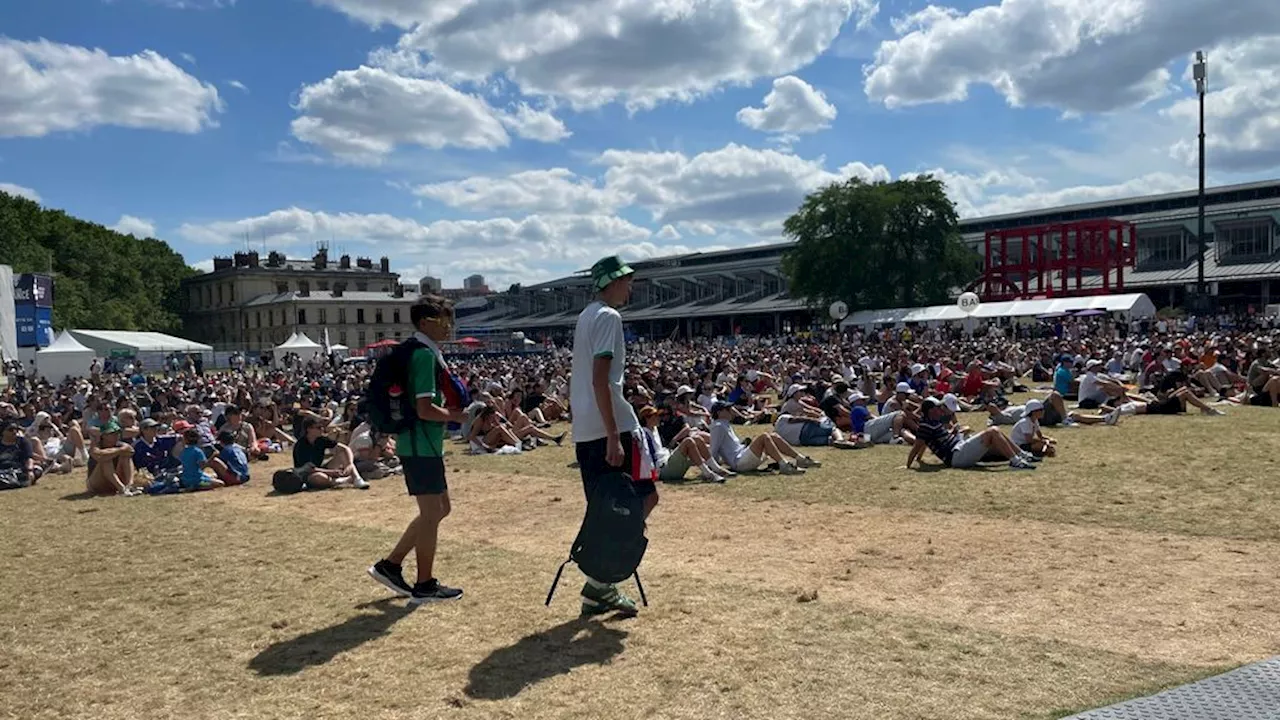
907, 397, 1037, 471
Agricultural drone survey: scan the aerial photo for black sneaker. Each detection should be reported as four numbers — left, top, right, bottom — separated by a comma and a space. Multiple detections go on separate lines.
367, 560, 412, 598
409, 579, 463, 605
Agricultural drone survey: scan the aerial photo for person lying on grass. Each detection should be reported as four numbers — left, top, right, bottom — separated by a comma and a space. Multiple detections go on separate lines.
906, 397, 1037, 471
709, 401, 816, 475
985, 390, 1120, 428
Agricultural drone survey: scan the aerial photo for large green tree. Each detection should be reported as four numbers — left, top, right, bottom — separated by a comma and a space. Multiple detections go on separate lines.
0, 190, 197, 333
781, 175, 978, 312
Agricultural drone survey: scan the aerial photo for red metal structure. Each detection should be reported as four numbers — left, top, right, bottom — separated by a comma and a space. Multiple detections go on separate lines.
974, 219, 1137, 301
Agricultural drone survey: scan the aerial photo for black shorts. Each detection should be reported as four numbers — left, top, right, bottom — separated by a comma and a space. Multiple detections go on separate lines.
401, 455, 447, 496
1077, 397, 1102, 410
1149, 397, 1183, 415
1249, 391, 1274, 407
575, 432, 656, 501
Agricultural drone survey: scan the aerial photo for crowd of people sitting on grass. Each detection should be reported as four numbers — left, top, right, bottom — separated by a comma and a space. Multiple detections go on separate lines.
2, 308, 1279, 492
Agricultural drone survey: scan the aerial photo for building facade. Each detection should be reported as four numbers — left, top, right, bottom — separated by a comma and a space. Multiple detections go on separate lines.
456, 179, 1280, 339
181, 249, 414, 351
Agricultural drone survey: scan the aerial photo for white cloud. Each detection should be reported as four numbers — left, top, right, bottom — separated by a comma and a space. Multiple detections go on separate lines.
864, 0, 1280, 114
227, 79, 248, 92
0, 182, 41, 203
655, 224, 681, 240
111, 214, 158, 237
0, 38, 222, 137
737, 76, 837, 134
911, 168, 1194, 218
415, 168, 620, 215
290, 66, 568, 164
191, 258, 215, 273
180, 52, 196, 65
319, 0, 876, 111
1164, 38, 1280, 172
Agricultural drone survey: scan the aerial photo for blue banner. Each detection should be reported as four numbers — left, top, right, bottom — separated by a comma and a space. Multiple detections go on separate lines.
15, 305, 53, 347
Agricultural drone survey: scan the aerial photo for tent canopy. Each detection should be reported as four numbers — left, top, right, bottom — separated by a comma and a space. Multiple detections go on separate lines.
40, 330, 94, 354
842, 293, 1157, 328
274, 331, 321, 351
69, 329, 213, 354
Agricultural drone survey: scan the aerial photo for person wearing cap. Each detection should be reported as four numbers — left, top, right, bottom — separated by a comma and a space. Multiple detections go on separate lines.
710, 401, 815, 474
28, 418, 75, 476
569, 254, 651, 618
639, 406, 730, 483
848, 391, 914, 445
0, 421, 37, 488
780, 383, 824, 421
1053, 355, 1076, 399
880, 381, 915, 415
87, 419, 142, 495
132, 418, 181, 477
1011, 400, 1056, 458
907, 398, 1036, 471
1078, 359, 1132, 410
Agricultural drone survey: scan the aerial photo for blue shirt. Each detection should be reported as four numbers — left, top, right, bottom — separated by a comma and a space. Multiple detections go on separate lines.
1053, 365, 1074, 396
849, 405, 872, 434
218, 444, 250, 482
133, 435, 178, 473
179, 445, 207, 489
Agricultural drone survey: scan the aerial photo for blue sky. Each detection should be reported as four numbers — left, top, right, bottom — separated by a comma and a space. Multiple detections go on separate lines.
1, 0, 1277, 288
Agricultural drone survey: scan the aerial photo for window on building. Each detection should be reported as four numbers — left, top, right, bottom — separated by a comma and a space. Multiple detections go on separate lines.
377, 331, 386, 341
339, 331, 347, 346
357, 331, 367, 348
1217, 220, 1274, 261
375, 309, 383, 324
276, 282, 288, 294
356, 281, 368, 292
318, 280, 330, 291
394, 331, 403, 339
298, 281, 309, 295
255, 311, 261, 328
297, 309, 307, 325
205, 286, 212, 306
338, 308, 347, 324
280, 310, 286, 325
318, 308, 327, 324
357, 308, 365, 324
217, 285, 224, 305
393, 309, 401, 324
268, 310, 274, 327
1137, 229, 1186, 266
243, 315, 249, 329
228, 284, 235, 303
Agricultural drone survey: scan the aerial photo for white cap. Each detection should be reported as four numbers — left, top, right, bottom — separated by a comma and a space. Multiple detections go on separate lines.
784, 383, 808, 400
1025, 399, 1045, 412
895, 382, 912, 394
849, 391, 868, 403
942, 393, 960, 413
675, 384, 696, 396
910, 363, 926, 376
1086, 359, 1103, 370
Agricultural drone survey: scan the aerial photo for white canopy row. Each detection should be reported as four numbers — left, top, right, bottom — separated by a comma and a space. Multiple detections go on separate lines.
841, 293, 1157, 328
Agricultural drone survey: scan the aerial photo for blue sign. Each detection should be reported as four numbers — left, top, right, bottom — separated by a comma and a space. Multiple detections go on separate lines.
14, 273, 54, 308
15, 305, 53, 347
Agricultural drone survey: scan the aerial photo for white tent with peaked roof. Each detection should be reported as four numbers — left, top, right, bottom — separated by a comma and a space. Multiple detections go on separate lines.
274, 331, 322, 351
36, 330, 96, 384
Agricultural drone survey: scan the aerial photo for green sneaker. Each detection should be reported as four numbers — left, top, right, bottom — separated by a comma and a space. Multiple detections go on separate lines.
580, 582, 638, 617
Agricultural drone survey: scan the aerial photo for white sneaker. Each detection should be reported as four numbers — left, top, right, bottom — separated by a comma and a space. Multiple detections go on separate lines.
1104, 409, 1121, 425
700, 469, 727, 484
1201, 407, 1225, 416
351, 476, 371, 490
1008, 457, 1036, 470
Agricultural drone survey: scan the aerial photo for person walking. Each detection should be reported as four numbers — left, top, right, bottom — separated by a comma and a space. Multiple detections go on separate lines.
368, 295, 469, 604
570, 255, 656, 618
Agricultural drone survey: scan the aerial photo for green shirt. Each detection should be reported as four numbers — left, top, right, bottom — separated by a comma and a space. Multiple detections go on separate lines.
397, 346, 445, 457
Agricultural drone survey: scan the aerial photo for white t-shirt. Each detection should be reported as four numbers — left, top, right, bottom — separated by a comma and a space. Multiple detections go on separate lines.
570, 301, 639, 443
1078, 372, 1108, 404
773, 415, 805, 445
1011, 417, 1038, 446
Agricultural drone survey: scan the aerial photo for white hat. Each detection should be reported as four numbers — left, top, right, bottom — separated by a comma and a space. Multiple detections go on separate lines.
942, 393, 960, 413
784, 383, 809, 400
910, 363, 926, 376
895, 381, 912, 394
675, 385, 696, 396
1086, 359, 1103, 370
849, 391, 868, 403
1025, 399, 1045, 413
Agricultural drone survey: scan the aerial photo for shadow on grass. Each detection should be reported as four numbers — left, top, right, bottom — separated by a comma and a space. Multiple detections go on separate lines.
58, 491, 99, 501
248, 599, 414, 676
465, 618, 628, 700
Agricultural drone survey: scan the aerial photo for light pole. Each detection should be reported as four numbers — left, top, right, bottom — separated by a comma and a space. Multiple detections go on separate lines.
1194, 51, 1208, 306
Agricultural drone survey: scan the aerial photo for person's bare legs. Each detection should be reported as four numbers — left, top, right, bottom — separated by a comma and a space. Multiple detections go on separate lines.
1173, 387, 1217, 413
115, 455, 135, 489
749, 434, 786, 463
979, 427, 1020, 459
1066, 411, 1107, 425
765, 432, 802, 459
678, 437, 708, 464
87, 461, 124, 495
1266, 377, 1280, 406
485, 425, 521, 448
66, 426, 87, 466
891, 413, 917, 443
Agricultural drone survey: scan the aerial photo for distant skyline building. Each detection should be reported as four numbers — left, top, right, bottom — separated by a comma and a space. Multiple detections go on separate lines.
419, 275, 442, 294
464, 274, 486, 291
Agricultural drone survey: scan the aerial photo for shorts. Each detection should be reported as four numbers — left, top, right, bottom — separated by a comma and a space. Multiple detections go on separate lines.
1249, 391, 1274, 407
1149, 397, 1183, 415
733, 449, 762, 472
401, 455, 447, 496
658, 446, 694, 481
798, 419, 834, 446
576, 432, 656, 501
1017, 442, 1045, 458
865, 412, 899, 443
949, 435, 989, 469
1078, 397, 1102, 410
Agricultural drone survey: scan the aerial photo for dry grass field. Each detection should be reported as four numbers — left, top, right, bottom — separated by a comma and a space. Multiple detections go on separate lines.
3, 403, 1279, 719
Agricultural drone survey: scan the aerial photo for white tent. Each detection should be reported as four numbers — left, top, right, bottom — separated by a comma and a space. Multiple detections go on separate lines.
36, 330, 96, 384
842, 293, 1157, 328
69, 329, 213, 354
0, 265, 17, 364
274, 331, 322, 351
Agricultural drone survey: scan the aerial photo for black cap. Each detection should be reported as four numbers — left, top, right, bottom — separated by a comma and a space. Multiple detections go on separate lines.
920, 397, 943, 413
710, 401, 733, 417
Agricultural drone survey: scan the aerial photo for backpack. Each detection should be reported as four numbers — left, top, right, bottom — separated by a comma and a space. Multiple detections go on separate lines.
272, 468, 306, 495
545, 471, 649, 607
366, 338, 427, 435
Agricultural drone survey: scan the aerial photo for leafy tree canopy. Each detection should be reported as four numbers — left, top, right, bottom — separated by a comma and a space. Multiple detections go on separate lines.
0, 191, 196, 333
781, 175, 978, 313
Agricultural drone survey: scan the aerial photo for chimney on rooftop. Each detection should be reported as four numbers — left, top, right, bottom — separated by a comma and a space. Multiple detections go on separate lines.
356, 257, 373, 270
333, 282, 346, 298
313, 248, 328, 270
247, 251, 260, 267
339, 254, 351, 270
379, 256, 390, 273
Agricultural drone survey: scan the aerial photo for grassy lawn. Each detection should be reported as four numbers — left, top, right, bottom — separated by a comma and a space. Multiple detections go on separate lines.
3, 404, 1277, 719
